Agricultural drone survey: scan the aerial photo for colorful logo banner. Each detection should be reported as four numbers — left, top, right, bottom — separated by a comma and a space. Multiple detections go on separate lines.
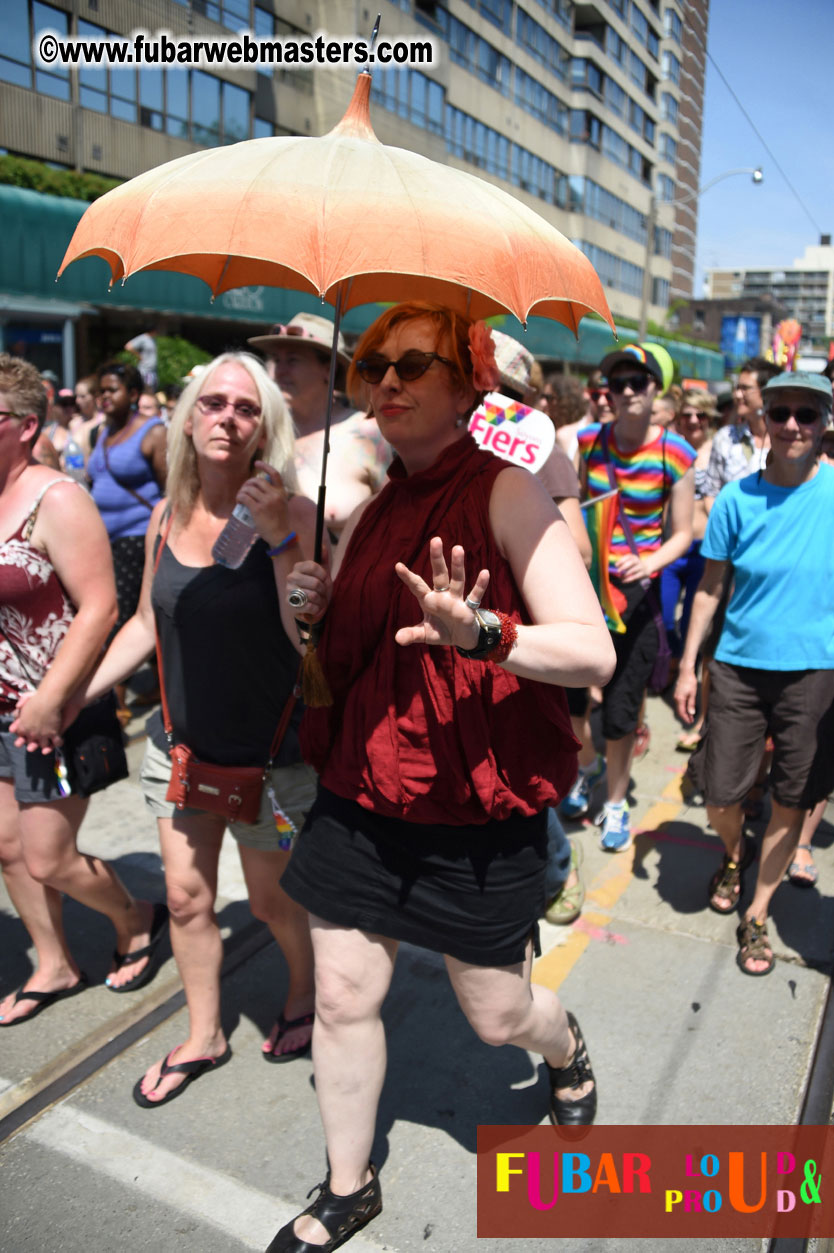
478, 1125, 834, 1238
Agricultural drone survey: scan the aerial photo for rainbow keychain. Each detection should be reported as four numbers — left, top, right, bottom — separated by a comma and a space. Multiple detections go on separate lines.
53, 748, 72, 798
266, 782, 296, 850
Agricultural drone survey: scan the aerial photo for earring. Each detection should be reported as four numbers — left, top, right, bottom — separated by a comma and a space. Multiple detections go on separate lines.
455, 416, 465, 427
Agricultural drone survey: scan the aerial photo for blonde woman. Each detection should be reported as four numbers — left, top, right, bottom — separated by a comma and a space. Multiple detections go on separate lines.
76, 353, 319, 1103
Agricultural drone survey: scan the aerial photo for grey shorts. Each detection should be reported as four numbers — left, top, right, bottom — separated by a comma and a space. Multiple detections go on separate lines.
703, 661, 834, 811
0, 723, 69, 805
139, 736, 318, 851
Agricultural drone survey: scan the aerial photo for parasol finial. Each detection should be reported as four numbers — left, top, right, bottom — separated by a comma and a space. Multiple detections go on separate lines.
328, 73, 379, 144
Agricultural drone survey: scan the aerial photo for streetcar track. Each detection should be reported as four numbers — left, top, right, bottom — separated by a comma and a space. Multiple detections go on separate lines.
0, 918, 273, 1144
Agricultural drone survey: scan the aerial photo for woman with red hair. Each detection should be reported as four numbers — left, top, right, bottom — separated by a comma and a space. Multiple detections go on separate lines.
264, 303, 616, 1252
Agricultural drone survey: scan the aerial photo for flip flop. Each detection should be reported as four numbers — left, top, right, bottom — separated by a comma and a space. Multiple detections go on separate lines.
107, 903, 169, 993
0, 973, 88, 1028
262, 1010, 314, 1064
132, 1044, 232, 1108
787, 844, 818, 889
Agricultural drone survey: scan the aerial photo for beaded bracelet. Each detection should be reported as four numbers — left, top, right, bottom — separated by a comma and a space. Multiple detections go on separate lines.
267, 531, 298, 558
486, 612, 518, 664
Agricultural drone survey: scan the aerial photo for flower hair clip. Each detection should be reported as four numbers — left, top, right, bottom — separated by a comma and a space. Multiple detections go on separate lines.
468, 321, 500, 393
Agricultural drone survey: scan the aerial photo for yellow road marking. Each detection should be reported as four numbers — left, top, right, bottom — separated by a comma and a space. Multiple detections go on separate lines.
533, 773, 687, 992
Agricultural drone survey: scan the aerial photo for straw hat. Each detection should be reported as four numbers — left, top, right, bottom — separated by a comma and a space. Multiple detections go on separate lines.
248, 312, 350, 368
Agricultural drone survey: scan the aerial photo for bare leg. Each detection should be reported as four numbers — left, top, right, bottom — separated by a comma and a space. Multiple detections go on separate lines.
570, 710, 596, 771
17, 791, 158, 990
136, 814, 227, 1103
789, 799, 826, 884
740, 799, 805, 974
238, 845, 315, 1057
0, 780, 82, 1022
292, 919, 398, 1247
606, 732, 635, 805
446, 944, 592, 1103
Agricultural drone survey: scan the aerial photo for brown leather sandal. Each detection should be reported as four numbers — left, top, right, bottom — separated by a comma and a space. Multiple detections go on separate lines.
736, 917, 774, 976
708, 834, 755, 915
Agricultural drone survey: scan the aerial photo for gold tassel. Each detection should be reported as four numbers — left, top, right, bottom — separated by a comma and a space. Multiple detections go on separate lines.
297, 621, 333, 707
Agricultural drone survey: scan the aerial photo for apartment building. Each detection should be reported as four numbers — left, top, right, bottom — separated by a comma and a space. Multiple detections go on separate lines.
706, 238, 834, 352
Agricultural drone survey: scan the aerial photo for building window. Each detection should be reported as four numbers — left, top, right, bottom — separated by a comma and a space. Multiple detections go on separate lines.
606, 28, 627, 67
461, 0, 513, 36
515, 68, 568, 132
532, 0, 573, 30
572, 58, 602, 97
33, 1, 71, 100
76, 19, 136, 120
604, 76, 627, 118
580, 241, 644, 299
517, 10, 569, 78
659, 132, 677, 163
373, 68, 445, 136
656, 172, 676, 201
664, 7, 682, 41
438, 11, 512, 94
654, 225, 672, 258
253, 116, 272, 138
662, 50, 681, 84
254, 6, 274, 35
660, 91, 678, 125
652, 276, 670, 307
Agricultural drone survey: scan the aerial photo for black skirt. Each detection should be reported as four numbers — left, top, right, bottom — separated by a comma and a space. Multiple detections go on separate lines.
280, 786, 548, 967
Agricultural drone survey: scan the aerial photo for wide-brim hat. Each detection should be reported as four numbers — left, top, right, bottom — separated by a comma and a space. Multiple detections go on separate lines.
762, 371, 833, 405
491, 329, 535, 398
600, 344, 664, 387
247, 312, 350, 368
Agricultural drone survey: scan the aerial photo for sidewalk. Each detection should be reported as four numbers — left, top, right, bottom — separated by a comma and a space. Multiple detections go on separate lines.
1, 692, 832, 1251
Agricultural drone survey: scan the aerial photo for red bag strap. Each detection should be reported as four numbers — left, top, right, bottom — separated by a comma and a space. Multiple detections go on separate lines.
152, 507, 300, 761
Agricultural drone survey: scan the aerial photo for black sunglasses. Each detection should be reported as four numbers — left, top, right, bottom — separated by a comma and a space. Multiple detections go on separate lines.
608, 373, 651, 395
355, 350, 453, 385
767, 405, 822, 426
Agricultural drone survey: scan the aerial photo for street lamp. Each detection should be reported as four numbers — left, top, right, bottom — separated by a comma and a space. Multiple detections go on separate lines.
638, 167, 764, 339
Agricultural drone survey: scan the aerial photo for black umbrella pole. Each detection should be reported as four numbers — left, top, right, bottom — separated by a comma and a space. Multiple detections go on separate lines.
313, 285, 345, 564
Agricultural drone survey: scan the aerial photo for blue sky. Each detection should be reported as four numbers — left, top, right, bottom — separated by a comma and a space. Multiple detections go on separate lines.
694, 0, 832, 292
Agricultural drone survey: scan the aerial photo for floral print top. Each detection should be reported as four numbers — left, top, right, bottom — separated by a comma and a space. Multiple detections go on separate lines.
0, 481, 79, 717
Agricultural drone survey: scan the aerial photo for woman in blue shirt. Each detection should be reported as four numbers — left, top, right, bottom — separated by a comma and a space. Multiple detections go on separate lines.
675, 372, 834, 976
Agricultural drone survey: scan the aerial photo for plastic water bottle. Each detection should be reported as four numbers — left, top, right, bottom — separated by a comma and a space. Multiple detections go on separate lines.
62, 437, 87, 482
211, 502, 259, 569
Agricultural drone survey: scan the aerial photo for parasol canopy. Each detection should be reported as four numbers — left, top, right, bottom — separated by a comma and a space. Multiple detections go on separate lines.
59, 73, 614, 337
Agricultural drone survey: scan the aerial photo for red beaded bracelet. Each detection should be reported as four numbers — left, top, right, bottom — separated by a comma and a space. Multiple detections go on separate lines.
485, 612, 518, 664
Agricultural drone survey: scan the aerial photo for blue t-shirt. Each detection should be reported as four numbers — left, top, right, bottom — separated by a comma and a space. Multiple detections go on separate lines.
701, 463, 834, 670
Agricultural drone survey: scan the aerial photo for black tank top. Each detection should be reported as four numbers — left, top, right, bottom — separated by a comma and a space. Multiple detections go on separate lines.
148, 537, 301, 767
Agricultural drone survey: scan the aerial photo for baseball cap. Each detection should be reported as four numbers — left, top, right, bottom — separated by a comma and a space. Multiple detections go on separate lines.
762, 371, 833, 405
600, 344, 664, 387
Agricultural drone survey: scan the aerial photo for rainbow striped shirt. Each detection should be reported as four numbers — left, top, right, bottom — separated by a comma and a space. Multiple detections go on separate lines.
578, 424, 695, 572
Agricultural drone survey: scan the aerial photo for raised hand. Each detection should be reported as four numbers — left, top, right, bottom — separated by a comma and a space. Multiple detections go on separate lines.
394, 536, 490, 650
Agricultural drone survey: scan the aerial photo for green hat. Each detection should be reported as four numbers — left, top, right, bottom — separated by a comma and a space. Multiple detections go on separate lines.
762, 371, 833, 405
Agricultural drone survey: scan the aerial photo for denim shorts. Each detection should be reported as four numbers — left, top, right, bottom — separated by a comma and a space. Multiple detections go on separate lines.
139, 735, 318, 851
0, 720, 69, 804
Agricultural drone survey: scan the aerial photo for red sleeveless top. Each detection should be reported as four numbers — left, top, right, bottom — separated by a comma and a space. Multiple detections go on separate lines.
301, 435, 579, 825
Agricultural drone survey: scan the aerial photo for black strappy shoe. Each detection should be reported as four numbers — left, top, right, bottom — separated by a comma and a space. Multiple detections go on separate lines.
546, 1012, 597, 1126
266, 1165, 381, 1252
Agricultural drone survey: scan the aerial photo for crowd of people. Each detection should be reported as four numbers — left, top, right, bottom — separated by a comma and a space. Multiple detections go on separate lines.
0, 316, 832, 1251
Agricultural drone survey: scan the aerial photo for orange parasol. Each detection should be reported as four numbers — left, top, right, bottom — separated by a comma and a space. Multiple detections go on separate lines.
59, 71, 613, 570
58, 73, 612, 335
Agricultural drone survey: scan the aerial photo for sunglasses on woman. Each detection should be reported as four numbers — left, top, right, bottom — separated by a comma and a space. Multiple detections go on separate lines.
607, 373, 651, 395
196, 395, 261, 421
766, 405, 822, 426
355, 351, 453, 385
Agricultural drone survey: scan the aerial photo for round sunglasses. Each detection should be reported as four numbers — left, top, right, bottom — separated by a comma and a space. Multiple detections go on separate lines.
355, 350, 453, 385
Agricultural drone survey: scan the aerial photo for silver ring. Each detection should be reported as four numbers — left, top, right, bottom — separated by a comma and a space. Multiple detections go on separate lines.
433, 584, 450, 593
465, 597, 481, 611
287, 588, 309, 609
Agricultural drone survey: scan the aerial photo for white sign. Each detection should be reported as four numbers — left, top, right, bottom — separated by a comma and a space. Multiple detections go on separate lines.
468, 392, 555, 474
